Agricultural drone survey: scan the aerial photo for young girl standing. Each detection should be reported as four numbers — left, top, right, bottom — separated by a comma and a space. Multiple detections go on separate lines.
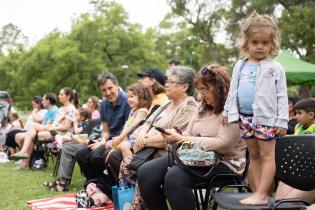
223, 11, 288, 205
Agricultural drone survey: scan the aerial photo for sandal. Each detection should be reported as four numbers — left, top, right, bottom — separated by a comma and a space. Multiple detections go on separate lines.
49, 181, 68, 192
43, 180, 57, 188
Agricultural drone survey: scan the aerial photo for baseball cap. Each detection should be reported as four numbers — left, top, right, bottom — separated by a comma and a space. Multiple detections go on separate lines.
137, 67, 166, 86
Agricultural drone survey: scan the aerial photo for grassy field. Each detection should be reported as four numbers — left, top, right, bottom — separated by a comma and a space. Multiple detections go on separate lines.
0, 159, 84, 210
0, 157, 227, 210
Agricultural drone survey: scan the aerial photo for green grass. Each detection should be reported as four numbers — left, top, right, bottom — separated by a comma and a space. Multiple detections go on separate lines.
0, 159, 84, 210
0, 159, 226, 210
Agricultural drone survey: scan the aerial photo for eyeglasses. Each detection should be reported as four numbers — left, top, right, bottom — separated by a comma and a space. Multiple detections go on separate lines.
196, 87, 208, 95
165, 80, 184, 85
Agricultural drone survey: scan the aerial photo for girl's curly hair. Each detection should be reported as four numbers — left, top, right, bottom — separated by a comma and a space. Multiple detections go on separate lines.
237, 10, 280, 59
194, 64, 230, 116
127, 82, 153, 110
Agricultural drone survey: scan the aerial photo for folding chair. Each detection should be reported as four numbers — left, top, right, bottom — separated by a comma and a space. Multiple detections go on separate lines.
213, 135, 315, 210
193, 149, 250, 210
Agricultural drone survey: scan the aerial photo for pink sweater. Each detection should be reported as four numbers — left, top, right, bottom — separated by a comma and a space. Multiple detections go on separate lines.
183, 107, 246, 174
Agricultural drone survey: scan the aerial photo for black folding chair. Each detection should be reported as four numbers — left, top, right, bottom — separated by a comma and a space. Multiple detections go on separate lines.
193, 149, 250, 210
213, 135, 315, 210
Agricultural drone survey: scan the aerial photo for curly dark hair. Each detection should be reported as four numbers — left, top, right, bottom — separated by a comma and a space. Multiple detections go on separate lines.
127, 82, 153, 110
194, 64, 230, 116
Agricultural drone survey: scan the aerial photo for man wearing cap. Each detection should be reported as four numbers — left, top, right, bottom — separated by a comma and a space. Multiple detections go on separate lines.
106, 67, 169, 182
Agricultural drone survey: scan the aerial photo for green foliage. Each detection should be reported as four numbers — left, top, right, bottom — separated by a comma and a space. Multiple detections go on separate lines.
0, 0, 166, 109
0, 0, 314, 107
278, 6, 315, 63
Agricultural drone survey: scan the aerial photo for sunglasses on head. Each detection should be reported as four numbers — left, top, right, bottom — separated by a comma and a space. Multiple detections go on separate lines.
199, 65, 221, 75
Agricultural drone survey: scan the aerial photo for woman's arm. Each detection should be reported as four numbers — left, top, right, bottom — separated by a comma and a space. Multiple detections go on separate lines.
185, 122, 240, 153
49, 118, 72, 132
133, 133, 167, 153
32, 109, 46, 123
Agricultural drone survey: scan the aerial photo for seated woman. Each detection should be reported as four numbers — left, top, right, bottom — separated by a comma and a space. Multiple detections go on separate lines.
5, 96, 47, 155
11, 87, 78, 161
86, 96, 100, 120
137, 64, 247, 210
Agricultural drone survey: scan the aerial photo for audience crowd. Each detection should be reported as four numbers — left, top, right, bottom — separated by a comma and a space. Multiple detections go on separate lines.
0, 11, 315, 210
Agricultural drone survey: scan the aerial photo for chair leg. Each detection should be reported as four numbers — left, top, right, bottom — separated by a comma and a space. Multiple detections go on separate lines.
68, 161, 76, 186
53, 151, 61, 177
194, 189, 201, 210
202, 188, 212, 210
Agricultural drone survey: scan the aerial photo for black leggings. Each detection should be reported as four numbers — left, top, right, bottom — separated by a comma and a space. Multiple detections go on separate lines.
137, 155, 237, 210
5, 129, 25, 148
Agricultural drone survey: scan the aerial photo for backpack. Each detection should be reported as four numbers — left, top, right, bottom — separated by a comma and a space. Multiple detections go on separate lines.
29, 142, 48, 170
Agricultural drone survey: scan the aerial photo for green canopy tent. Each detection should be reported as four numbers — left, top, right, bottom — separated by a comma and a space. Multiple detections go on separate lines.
275, 50, 315, 85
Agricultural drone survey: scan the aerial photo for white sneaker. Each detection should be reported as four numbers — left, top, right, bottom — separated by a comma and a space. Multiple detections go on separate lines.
14, 159, 23, 165
0, 152, 9, 163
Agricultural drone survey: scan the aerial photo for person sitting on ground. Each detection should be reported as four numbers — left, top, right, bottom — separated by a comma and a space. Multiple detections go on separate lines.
108, 82, 152, 160
287, 96, 301, 135
11, 87, 78, 160
5, 96, 47, 156
275, 98, 315, 202
86, 96, 100, 119
137, 64, 246, 210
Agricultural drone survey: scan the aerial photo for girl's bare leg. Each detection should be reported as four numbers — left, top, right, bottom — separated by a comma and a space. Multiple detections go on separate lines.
240, 140, 276, 205
120, 141, 133, 159
244, 138, 260, 192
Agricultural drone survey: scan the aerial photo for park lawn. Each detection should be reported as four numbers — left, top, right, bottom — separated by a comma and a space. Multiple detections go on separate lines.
0, 159, 226, 210
0, 159, 84, 210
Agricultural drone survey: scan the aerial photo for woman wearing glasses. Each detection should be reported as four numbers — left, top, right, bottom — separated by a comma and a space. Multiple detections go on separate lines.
137, 65, 246, 210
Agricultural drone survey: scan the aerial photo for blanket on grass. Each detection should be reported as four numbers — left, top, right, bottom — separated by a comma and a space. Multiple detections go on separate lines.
27, 193, 114, 210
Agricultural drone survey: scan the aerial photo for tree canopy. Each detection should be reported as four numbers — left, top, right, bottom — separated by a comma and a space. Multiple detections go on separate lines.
0, 0, 314, 109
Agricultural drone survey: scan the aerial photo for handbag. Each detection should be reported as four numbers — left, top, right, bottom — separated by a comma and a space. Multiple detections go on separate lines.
127, 147, 157, 171
112, 183, 135, 210
171, 141, 220, 179
128, 101, 172, 171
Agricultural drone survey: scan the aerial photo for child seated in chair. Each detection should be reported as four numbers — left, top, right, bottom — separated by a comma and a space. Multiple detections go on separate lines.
55, 107, 90, 147
275, 98, 315, 202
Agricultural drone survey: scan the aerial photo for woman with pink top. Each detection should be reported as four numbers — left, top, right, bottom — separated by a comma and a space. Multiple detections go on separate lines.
137, 65, 247, 210
86, 96, 100, 119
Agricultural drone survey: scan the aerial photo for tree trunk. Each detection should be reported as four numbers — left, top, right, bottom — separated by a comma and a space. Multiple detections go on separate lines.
299, 85, 312, 98
206, 41, 221, 63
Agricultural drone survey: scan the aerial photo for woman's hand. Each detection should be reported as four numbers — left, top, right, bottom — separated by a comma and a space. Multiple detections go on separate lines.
163, 129, 184, 144
275, 127, 287, 137
133, 135, 146, 153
